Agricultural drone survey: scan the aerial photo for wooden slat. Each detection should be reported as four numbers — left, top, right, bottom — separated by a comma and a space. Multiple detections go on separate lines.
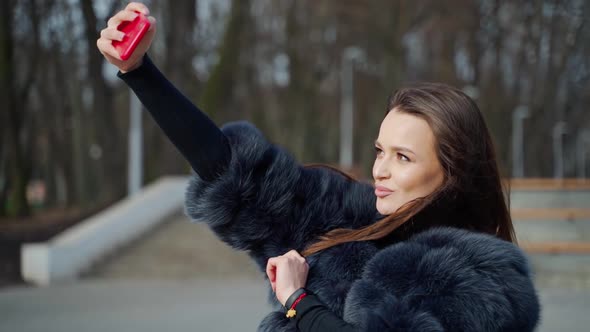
504, 178, 590, 190
511, 208, 590, 220
520, 241, 590, 254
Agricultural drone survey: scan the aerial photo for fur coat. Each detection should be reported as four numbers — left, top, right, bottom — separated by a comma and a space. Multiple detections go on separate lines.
185, 121, 540, 332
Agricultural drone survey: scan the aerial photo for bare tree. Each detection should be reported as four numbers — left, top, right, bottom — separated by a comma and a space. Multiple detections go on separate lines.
1, 0, 43, 217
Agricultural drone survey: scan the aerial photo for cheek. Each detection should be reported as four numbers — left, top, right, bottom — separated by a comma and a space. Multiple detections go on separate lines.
375, 164, 444, 215
371, 159, 381, 180
393, 167, 422, 191
394, 165, 441, 196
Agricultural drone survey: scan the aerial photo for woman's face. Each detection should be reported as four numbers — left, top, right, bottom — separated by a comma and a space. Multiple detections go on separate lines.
372, 108, 445, 215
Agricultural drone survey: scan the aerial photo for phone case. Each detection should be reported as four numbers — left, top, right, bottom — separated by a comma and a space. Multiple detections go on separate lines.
112, 13, 151, 61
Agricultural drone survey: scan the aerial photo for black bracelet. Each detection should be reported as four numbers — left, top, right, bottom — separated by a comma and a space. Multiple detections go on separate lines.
284, 288, 307, 310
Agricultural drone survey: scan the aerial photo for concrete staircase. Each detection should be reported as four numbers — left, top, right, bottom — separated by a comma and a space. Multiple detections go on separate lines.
510, 179, 590, 289
85, 212, 261, 281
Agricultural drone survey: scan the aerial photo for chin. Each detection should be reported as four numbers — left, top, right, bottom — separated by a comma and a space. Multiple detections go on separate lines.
376, 199, 397, 216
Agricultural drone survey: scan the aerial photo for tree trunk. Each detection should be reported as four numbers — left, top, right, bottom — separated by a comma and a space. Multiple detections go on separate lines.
199, 0, 250, 123
80, 0, 124, 201
1, 0, 31, 217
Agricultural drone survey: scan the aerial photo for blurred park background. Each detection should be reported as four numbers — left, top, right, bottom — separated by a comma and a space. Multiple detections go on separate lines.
1, 0, 590, 331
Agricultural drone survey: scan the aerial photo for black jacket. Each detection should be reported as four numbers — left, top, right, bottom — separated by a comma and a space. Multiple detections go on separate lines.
185, 121, 541, 332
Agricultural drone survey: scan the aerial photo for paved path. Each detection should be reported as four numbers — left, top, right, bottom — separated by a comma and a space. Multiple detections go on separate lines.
536, 287, 590, 332
0, 279, 271, 332
1, 279, 588, 332
1, 214, 274, 331
2, 209, 589, 331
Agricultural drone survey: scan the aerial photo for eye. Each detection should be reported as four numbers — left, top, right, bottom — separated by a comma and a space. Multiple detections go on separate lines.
374, 146, 384, 157
397, 153, 410, 162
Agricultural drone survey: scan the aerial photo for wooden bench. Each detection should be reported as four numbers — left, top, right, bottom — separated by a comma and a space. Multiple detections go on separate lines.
520, 241, 590, 254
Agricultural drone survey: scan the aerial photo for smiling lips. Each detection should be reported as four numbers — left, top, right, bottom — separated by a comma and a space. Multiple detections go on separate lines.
375, 185, 394, 198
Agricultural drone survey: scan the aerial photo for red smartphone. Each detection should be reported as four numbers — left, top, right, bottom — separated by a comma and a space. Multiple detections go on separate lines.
112, 12, 151, 61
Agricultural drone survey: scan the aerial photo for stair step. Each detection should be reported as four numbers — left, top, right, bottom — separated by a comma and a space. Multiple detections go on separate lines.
513, 219, 590, 243
521, 241, 590, 254
507, 179, 590, 209
85, 214, 261, 280
528, 253, 590, 289
507, 178, 590, 190
512, 208, 590, 220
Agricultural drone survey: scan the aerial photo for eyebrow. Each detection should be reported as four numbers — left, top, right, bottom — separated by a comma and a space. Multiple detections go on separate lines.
374, 140, 416, 155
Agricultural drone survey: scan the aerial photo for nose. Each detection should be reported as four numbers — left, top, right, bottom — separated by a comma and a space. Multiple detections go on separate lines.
373, 158, 391, 181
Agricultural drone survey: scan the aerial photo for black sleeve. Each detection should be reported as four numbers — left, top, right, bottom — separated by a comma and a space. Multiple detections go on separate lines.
295, 295, 359, 332
117, 54, 231, 182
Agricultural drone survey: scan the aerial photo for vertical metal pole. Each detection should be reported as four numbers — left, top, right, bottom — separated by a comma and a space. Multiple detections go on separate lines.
511, 106, 529, 178
128, 93, 143, 195
552, 121, 567, 179
577, 130, 590, 179
339, 47, 364, 170
340, 56, 354, 169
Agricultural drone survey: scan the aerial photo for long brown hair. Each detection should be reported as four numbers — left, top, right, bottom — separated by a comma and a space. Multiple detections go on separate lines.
302, 83, 516, 257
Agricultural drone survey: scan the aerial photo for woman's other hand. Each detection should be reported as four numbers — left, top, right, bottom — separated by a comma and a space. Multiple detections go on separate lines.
266, 250, 309, 306
97, 2, 157, 73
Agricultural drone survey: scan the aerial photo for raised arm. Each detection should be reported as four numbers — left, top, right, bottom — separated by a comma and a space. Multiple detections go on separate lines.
97, 2, 230, 181
98, 3, 380, 270
117, 55, 231, 181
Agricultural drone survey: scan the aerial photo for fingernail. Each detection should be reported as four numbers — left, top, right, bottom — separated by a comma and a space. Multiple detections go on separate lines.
118, 32, 125, 40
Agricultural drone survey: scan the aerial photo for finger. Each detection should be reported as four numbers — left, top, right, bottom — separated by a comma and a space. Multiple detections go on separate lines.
286, 250, 303, 258
107, 10, 139, 28
126, 2, 150, 15
266, 262, 277, 293
100, 28, 125, 42
146, 16, 156, 31
266, 265, 276, 282
288, 252, 306, 265
266, 258, 277, 281
97, 39, 121, 60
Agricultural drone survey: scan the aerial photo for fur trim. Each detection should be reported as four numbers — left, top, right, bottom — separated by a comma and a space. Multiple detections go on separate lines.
343, 227, 540, 331
185, 121, 379, 267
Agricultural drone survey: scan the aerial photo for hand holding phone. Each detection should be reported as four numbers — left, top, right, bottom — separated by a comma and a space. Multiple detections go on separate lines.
98, 3, 156, 72
112, 12, 151, 61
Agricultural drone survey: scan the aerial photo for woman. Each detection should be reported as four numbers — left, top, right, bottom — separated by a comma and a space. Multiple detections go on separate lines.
98, 3, 540, 331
